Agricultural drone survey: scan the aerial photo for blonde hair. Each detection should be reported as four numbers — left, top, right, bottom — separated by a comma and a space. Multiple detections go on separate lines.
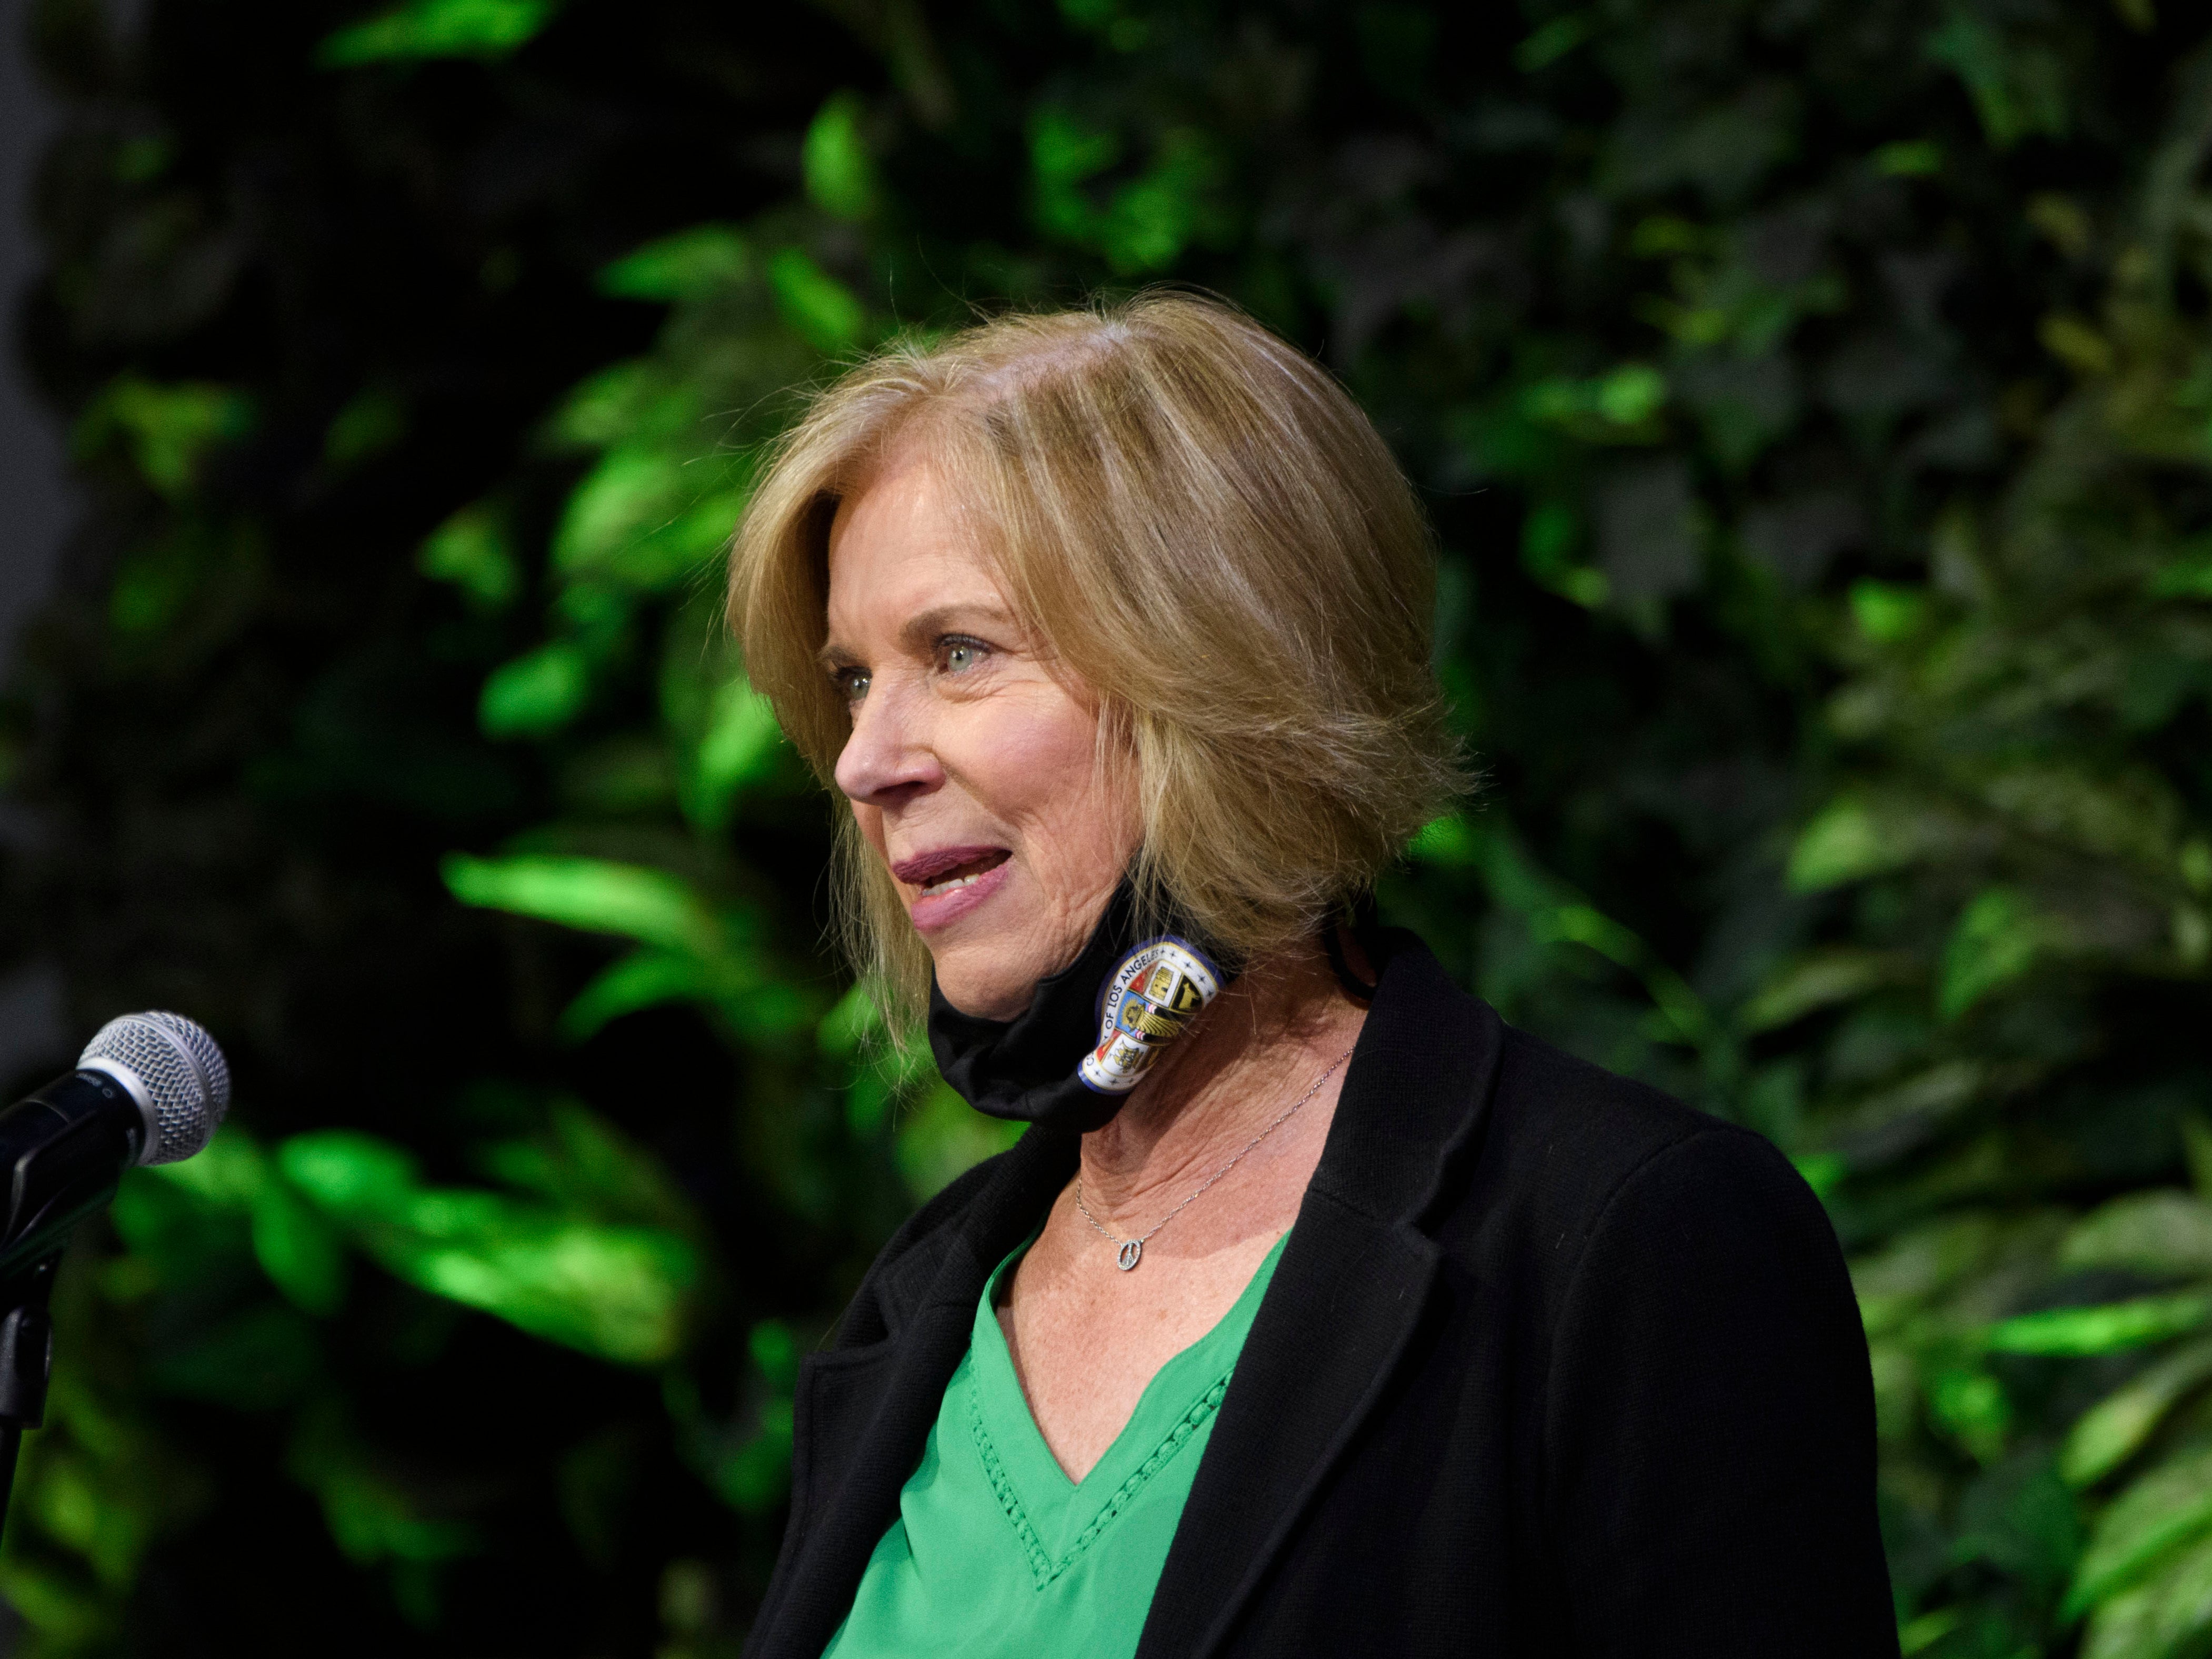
728, 291, 1468, 1023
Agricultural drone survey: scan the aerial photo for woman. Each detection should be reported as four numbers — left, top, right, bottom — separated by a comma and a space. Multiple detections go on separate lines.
728, 295, 1895, 1658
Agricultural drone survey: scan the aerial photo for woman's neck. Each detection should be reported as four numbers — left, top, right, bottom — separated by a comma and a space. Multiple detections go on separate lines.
1074, 936, 1368, 1220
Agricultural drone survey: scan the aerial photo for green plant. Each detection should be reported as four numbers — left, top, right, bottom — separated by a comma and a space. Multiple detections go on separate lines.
6, 0, 2212, 1653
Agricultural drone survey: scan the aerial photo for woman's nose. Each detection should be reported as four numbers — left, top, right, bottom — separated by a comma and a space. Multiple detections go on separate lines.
834, 679, 941, 808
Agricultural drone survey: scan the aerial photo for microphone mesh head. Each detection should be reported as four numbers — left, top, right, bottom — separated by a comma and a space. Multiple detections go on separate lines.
78, 1012, 232, 1165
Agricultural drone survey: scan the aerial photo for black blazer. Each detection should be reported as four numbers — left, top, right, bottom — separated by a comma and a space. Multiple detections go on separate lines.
745, 933, 1898, 1657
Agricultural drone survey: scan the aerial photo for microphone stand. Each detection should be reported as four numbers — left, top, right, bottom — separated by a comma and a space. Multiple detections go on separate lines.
0, 1021, 226, 1540
0, 1259, 58, 1534
0, 1055, 193, 1538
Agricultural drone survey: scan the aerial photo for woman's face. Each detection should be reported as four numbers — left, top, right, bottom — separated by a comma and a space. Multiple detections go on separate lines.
823, 441, 1136, 1020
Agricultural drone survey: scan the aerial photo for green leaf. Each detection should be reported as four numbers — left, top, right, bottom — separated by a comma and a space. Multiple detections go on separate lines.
110, 1167, 248, 1295
0, 1557, 115, 1645
1092, 129, 1226, 273
1929, 1364, 2012, 1463
144, 1127, 268, 1211
74, 377, 254, 501
391, 1204, 697, 1364
596, 225, 749, 303
767, 248, 866, 355
557, 948, 713, 1042
749, 1319, 799, 1389
1849, 579, 1930, 643
1897, 1607, 1965, 1654
442, 854, 722, 957
686, 679, 787, 830
1523, 364, 1668, 441
2067, 1445, 2212, 1617
669, 1369, 793, 1515
1027, 109, 1225, 273
817, 980, 883, 1059
276, 1132, 421, 1223
2080, 1527, 2212, 1657
289, 1406, 478, 1568
251, 1178, 349, 1316
1939, 887, 2050, 1020
417, 504, 519, 611
894, 1082, 1025, 1201
1517, 500, 1609, 607
1951, 1453, 2083, 1596
2187, 1114, 2212, 1200
1792, 1151, 1847, 1200
1925, 9, 2067, 150
1787, 794, 1941, 891
551, 360, 690, 449
2062, 1192, 2212, 1279
1515, 13, 1593, 72
2061, 1338, 2212, 1487
553, 446, 743, 588
281, 1130, 700, 1365
1740, 949, 1909, 1032
478, 640, 592, 737
1985, 1293, 2212, 1357
2041, 313, 2115, 376
1978, 764, 2177, 867
475, 1100, 703, 1237
318, 0, 555, 65
324, 387, 406, 466
804, 93, 878, 222
1030, 106, 1120, 243
2149, 545, 2212, 600
1873, 139, 1944, 176
1406, 812, 1484, 869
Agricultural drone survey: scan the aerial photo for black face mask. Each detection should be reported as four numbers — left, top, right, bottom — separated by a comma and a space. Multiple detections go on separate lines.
927, 878, 1235, 1133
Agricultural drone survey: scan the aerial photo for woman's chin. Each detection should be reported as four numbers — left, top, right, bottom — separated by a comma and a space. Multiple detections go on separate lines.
929, 947, 1044, 1023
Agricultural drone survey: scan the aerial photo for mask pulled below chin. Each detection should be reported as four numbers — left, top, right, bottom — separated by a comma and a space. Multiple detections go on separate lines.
927, 878, 1235, 1133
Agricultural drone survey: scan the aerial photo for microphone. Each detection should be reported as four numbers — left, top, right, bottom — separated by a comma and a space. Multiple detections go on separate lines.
0, 1012, 229, 1521
0, 1012, 231, 1279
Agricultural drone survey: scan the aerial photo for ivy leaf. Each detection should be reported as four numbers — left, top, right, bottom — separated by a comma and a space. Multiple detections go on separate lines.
318, 0, 556, 65
2067, 1445, 2212, 1618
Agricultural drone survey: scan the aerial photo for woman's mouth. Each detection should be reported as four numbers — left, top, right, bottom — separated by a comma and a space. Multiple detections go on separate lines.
892, 846, 1014, 931
919, 856, 1006, 897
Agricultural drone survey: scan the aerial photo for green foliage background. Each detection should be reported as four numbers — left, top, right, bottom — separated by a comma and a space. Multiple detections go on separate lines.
4, 0, 2212, 1653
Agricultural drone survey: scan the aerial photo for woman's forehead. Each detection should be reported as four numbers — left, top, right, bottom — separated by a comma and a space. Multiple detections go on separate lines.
824, 469, 1012, 642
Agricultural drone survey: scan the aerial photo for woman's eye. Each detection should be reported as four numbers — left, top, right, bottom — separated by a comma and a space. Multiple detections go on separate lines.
835, 667, 870, 702
940, 638, 988, 675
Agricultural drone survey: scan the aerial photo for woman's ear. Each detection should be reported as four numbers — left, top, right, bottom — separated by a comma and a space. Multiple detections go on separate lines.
1324, 921, 1377, 1003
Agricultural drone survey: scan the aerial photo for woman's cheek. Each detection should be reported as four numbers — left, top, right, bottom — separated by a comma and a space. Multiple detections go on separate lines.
852, 800, 889, 860
992, 689, 1100, 799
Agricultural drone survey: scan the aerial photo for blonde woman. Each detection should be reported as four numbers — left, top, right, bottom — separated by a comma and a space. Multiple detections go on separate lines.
729, 295, 1895, 1659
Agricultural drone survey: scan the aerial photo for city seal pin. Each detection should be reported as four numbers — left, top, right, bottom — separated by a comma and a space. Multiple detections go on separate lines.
1077, 936, 1224, 1094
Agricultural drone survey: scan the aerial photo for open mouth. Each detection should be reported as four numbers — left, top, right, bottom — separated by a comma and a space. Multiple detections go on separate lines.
892, 846, 1012, 900
920, 853, 1009, 898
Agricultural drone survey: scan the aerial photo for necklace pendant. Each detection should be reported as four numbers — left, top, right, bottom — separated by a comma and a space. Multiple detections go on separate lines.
1116, 1239, 1144, 1272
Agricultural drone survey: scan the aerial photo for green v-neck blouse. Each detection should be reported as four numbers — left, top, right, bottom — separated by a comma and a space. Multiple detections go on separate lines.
820, 1231, 1291, 1659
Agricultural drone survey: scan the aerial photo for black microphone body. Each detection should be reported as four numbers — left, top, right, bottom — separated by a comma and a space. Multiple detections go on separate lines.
0, 1070, 148, 1287
0, 1069, 159, 1455
0, 1013, 228, 1518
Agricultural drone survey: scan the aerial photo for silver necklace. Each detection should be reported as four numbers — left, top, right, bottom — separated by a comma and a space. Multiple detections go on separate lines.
1073, 1045, 1356, 1272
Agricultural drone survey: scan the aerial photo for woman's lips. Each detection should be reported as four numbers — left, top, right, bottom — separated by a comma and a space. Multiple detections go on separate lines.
894, 846, 1013, 933
891, 844, 1006, 884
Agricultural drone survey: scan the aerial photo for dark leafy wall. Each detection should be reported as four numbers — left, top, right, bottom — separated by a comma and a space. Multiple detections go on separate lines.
3, 0, 2211, 1655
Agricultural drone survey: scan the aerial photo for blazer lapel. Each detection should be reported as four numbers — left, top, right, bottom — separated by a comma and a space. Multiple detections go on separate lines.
748, 1128, 1078, 1659
1136, 937, 1505, 1659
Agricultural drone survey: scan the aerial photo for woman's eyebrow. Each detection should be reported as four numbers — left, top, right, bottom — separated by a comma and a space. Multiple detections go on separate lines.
897, 603, 1016, 651
816, 603, 1016, 672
